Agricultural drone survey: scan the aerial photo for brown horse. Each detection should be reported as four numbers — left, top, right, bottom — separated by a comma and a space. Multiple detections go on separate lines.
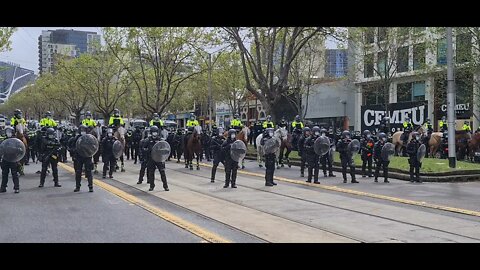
392, 126, 424, 156
468, 132, 480, 161
185, 126, 202, 170
455, 130, 471, 160
224, 126, 249, 169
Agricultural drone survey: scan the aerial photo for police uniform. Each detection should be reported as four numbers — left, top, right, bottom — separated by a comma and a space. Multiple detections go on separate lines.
0, 130, 20, 193
102, 133, 118, 178
143, 132, 169, 191
260, 130, 277, 186
109, 116, 125, 129
39, 132, 62, 187
439, 120, 448, 132
125, 130, 133, 160
210, 130, 225, 182
360, 134, 375, 177
406, 136, 422, 183
68, 132, 94, 192
221, 133, 239, 188
373, 135, 390, 183
172, 130, 184, 163
297, 130, 308, 177
423, 122, 433, 156
320, 135, 335, 177
262, 120, 274, 129
82, 118, 96, 128
137, 134, 150, 184
150, 119, 165, 129
201, 131, 211, 161
40, 117, 58, 128
304, 132, 320, 184
230, 118, 243, 131
463, 123, 472, 133
131, 128, 142, 164
253, 122, 263, 148
336, 133, 358, 183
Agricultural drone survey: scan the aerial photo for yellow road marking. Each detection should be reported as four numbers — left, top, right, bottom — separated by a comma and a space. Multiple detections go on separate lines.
198, 162, 480, 218
58, 162, 231, 243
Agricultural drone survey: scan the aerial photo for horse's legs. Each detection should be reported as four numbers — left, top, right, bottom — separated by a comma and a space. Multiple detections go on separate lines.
120, 155, 125, 172
285, 148, 292, 168
279, 147, 284, 167
196, 152, 200, 170
241, 158, 245, 169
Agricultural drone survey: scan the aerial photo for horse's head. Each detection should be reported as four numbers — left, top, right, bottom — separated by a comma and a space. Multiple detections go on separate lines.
194, 125, 202, 135
275, 127, 288, 141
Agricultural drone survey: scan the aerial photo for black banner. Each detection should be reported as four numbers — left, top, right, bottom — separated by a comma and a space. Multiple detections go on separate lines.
436, 102, 472, 119
361, 101, 428, 133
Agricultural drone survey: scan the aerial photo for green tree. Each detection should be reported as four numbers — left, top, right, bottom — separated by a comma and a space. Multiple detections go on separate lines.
0, 27, 16, 53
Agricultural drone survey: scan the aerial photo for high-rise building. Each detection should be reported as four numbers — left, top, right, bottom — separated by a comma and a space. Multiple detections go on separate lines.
0, 61, 36, 103
38, 29, 101, 74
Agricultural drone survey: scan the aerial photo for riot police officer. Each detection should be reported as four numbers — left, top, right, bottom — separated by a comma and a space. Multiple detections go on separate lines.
10, 109, 26, 132
0, 127, 20, 193
172, 128, 184, 163
40, 111, 58, 128
379, 116, 390, 134
360, 130, 374, 177
278, 116, 288, 129
230, 114, 243, 131
150, 113, 164, 129
406, 131, 422, 183
320, 128, 335, 178
39, 128, 62, 188
402, 117, 414, 145
221, 129, 239, 188
439, 116, 448, 132
423, 119, 433, 157
261, 127, 277, 186
125, 129, 133, 160
132, 126, 142, 164
137, 128, 150, 184
298, 127, 311, 177
373, 132, 390, 183
253, 121, 263, 148
82, 111, 96, 128
69, 125, 94, 192
336, 130, 359, 183
143, 126, 169, 191
102, 128, 118, 179
210, 127, 225, 183
304, 126, 321, 184
109, 109, 124, 129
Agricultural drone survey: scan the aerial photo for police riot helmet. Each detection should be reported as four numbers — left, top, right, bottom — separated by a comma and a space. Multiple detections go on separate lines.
150, 126, 160, 138
5, 126, 14, 138
266, 115, 272, 121
341, 130, 351, 139
217, 126, 224, 135
85, 111, 92, 118
295, 115, 300, 121
266, 128, 274, 137
153, 113, 159, 119
46, 128, 55, 138
363, 130, 371, 137
113, 108, 120, 117
378, 132, 387, 141
45, 111, 52, 117
312, 126, 321, 136
228, 129, 237, 139
79, 125, 88, 135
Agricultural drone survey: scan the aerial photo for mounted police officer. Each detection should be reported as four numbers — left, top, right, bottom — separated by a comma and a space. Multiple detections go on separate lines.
221, 129, 239, 188
462, 121, 472, 134
82, 111, 96, 128
230, 114, 243, 132
278, 116, 288, 129
143, 126, 169, 192
102, 128, 118, 179
210, 127, 225, 183
298, 127, 310, 177
150, 113, 165, 129
336, 130, 359, 183
69, 125, 95, 192
40, 111, 58, 128
291, 115, 304, 151
10, 109, 26, 131
304, 126, 321, 184
38, 128, 62, 188
439, 116, 448, 132
360, 130, 374, 178
262, 115, 274, 129
185, 114, 199, 145
423, 118, 433, 157
253, 120, 263, 148
109, 109, 124, 130
0, 126, 21, 193
320, 128, 335, 178
406, 131, 423, 183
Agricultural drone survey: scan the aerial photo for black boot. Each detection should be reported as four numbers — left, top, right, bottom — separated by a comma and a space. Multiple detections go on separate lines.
54, 182, 62, 187
211, 165, 217, 183
224, 173, 230, 188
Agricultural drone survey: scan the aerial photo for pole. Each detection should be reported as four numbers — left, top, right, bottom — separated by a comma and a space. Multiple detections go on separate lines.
208, 53, 212, 132
446, 27, 456, 168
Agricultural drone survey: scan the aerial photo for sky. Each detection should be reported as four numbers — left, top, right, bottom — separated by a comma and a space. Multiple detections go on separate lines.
0, 27, 102, 74
0, 27, 338, 75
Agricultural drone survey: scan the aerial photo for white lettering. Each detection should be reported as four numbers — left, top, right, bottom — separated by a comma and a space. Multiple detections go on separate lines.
390, 110, 400, 124
375, 111, 384, 125
399, 109, 411, 123
412, 105, 425, 125
364, 110, 375, 126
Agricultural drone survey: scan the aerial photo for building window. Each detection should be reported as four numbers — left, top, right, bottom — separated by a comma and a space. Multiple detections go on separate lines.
437, 38, 447, 66
397, 81, 425, 102
377, 51, 387, 76
378, 28, 387, 42
396, 46, 409, 73
413, 43, 426, 70
363, 84, 385, 105
364, 54, 374, 78
456, 33, 471, 64
260, 112, 265, 119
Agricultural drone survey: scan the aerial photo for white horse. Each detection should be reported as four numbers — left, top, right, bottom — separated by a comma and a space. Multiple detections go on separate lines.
255, 129, 282, 169
114, 126, 126, 172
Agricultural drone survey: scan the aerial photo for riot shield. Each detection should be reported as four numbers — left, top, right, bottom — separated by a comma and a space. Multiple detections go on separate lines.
230, 140, 247, 162
75, 134, 99, 158
151, 141, 171, 163
264, 137, 280, 155
417, 144, 426, 162
314, 136, 331, 156
112, 140, 124, 159
0, 138, 26, 162
381, 142, 395, 161
348, 139, 361, 155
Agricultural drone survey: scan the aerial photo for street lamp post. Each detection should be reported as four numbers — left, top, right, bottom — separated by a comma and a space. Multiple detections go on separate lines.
446, 27, 457, 168
340, 99, 347, 130
208, 53, 212, 132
